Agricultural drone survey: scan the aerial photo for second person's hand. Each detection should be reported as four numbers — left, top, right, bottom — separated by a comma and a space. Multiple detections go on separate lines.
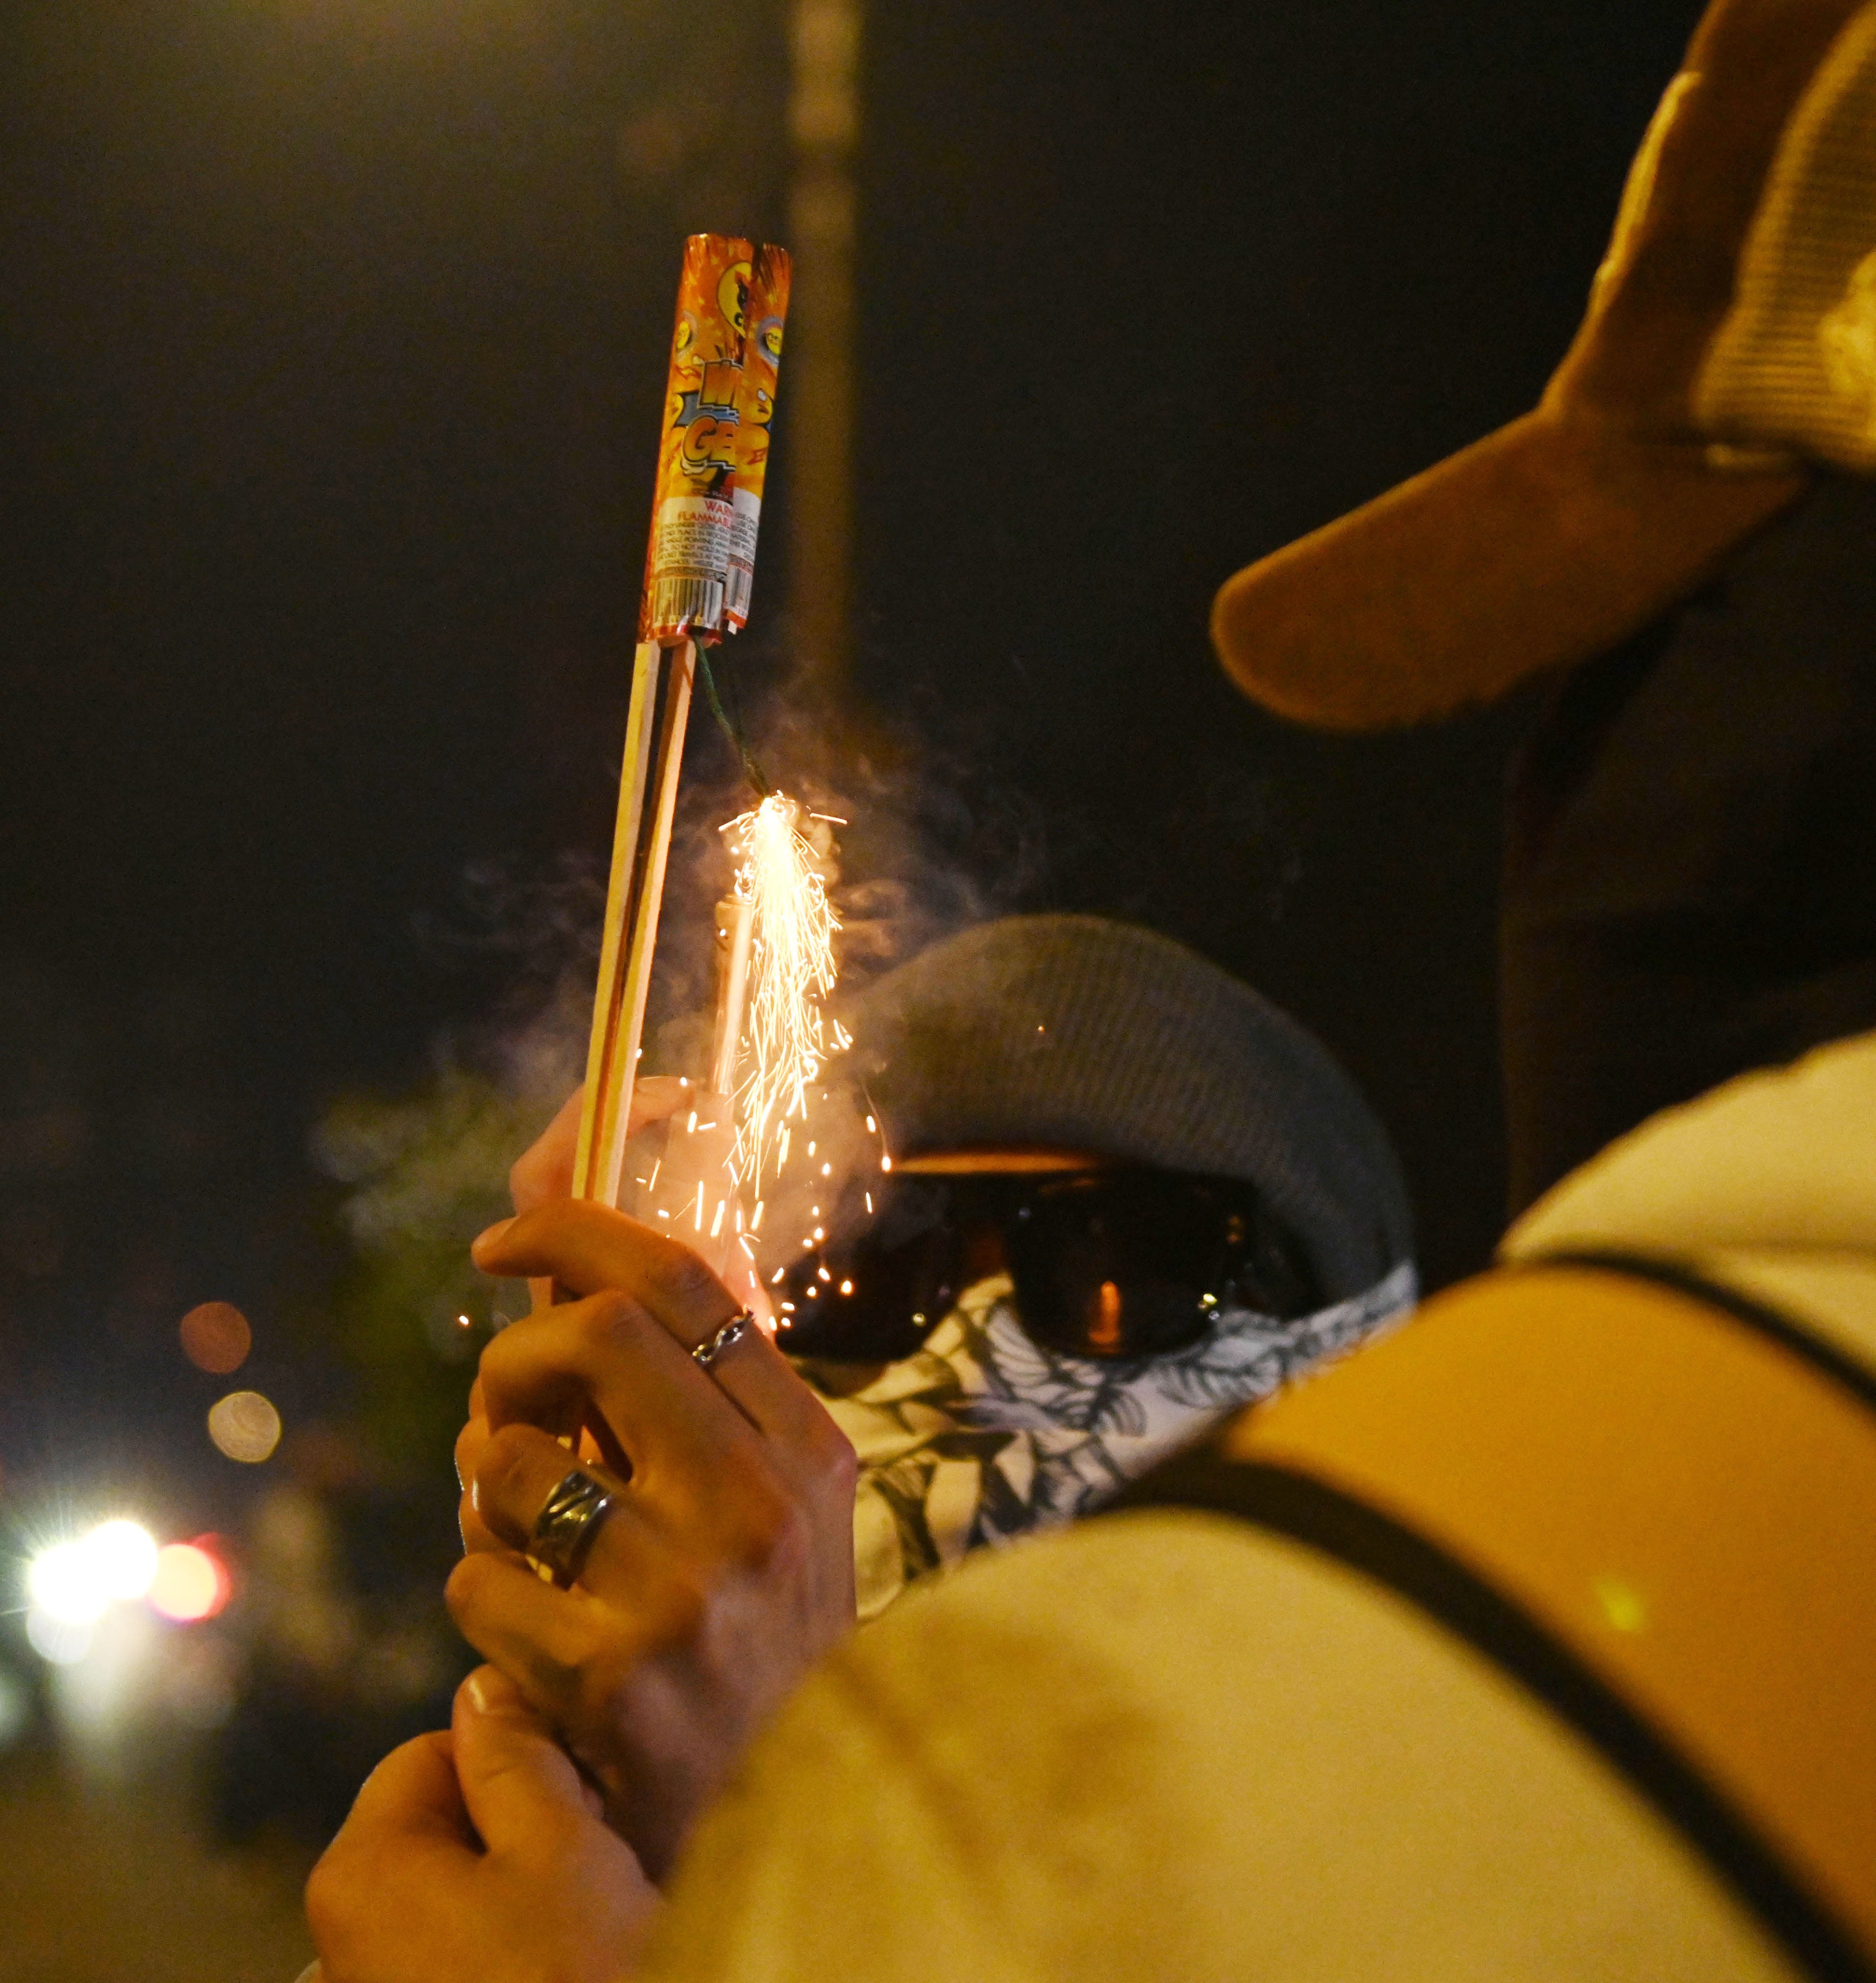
450, 1198, 857, 1881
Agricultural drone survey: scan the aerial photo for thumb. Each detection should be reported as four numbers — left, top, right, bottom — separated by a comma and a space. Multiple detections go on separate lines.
452, 1665, 596, 1858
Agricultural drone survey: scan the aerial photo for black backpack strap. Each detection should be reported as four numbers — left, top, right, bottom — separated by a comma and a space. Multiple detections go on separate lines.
1108, 1256, 1876, 1983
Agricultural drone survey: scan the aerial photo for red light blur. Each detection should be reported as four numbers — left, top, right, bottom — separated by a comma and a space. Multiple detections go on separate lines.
179, 1301, 252, 1375
148, 1539, 232, 1622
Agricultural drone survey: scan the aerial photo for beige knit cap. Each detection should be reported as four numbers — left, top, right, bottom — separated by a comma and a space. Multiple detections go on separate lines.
1698, 3, 1876, 468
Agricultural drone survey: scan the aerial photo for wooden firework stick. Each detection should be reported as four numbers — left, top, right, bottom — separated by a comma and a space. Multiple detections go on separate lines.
572, 236, 791, 1207
572, 637, 695, 1205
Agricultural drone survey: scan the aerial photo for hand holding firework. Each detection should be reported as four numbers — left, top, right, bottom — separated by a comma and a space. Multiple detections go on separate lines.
452, 1198, 858, 1877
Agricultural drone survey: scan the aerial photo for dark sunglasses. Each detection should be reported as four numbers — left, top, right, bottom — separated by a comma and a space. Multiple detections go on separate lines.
770, 1166, 1322, 1363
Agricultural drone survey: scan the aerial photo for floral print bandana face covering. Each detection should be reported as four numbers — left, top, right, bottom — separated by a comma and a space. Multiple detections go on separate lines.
799, 1261, 1417, 1620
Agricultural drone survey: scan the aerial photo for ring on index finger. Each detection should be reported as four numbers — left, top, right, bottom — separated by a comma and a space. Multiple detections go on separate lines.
529, 1467, 618, 1587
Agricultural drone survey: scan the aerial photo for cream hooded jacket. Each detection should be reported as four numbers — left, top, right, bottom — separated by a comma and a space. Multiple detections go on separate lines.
640, 1035, 1876, 1983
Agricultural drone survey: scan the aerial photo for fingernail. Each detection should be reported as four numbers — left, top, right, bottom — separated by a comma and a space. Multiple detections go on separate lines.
465, 1667, 519, 1718
471, 1217, 515, 1256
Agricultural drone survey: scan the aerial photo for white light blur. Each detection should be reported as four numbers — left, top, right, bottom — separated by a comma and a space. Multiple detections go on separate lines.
86, 1519, 159, 1600
28, 1541, 111, 1625
45, 1602, 163, 1752
26, 1606, 93, 1665
23, 1519, 162, 1668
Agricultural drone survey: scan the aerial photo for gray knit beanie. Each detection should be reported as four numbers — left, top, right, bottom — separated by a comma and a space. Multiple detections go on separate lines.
838, 915, 1413, 1304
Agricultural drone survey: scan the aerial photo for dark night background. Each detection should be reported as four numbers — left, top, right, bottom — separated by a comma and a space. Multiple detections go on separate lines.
0, 0, 1704, 1533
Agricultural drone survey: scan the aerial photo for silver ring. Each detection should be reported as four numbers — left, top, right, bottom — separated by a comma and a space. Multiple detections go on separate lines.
692, 1310, 754, 1369
529, 1468, 617, 1586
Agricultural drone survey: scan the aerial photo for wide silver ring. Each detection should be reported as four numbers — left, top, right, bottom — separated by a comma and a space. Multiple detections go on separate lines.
692, 1311, 754, 1370
529, 1468, 617, 1587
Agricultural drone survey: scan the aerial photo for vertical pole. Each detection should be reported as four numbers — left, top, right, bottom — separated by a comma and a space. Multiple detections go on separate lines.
574, 638, 697, 1207
785, 0, 861, 695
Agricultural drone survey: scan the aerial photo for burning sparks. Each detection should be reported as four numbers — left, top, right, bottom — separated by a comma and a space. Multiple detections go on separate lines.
630, 790, 896, 1326
724, 795, 839, 1199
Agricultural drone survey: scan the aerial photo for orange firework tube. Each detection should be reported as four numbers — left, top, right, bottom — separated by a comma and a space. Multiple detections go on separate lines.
725, 244, 791, 634
639, 233, 754, 644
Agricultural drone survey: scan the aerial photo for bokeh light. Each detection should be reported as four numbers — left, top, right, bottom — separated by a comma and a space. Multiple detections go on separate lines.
28, 1540, 112, 1625
147, 1541, 231, 1622
86, 1519, 159, 1600
207, 1388, 281, 1463
179, 1300, 252, 1374
24, 1520, 162, 1656
25, 1607, 92, 1665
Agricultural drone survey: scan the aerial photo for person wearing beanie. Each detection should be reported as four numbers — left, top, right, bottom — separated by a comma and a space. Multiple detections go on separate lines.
789, 913, 1416, 1617
456, 913, 1416, 1623
1211, 0, 1876, 1213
